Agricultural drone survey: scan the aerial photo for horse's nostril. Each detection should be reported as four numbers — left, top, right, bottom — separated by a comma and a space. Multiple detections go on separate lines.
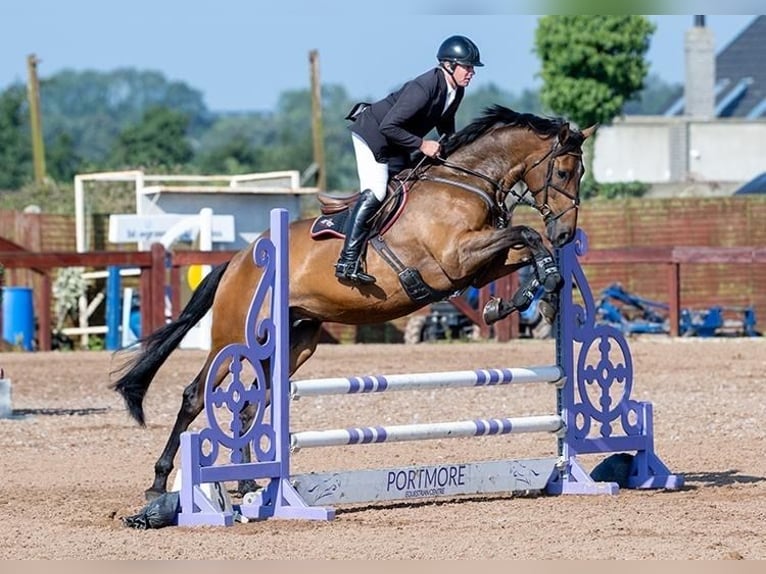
554, 229, 572, 248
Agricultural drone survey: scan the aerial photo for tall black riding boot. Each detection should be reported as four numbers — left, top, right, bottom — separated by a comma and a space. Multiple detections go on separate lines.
335, 189, 382, 285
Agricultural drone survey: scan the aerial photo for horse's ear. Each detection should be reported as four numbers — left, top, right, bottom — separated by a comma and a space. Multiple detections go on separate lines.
558, 123, 570, 145
581, 124, 599, 140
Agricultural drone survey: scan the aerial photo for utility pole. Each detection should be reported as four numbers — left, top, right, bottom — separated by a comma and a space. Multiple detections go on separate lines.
309, 50, 327, 191
26, 54, 47, 184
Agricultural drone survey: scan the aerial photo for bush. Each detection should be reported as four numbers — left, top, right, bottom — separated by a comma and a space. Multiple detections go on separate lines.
581, 177, 649, 200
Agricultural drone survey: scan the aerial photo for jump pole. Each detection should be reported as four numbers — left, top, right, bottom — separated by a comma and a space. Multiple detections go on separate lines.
177, 208, 683, 526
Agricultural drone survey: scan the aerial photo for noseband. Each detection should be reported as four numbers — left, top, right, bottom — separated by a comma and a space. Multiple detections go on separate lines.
434, 139, 582, 224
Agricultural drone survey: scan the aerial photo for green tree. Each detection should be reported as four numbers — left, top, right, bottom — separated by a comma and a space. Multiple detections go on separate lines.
46, 132, 82, 182
109, 106, 193, 169
317, 84, 358, 191
195, 133, 261, 174
534, 15, 655, 198
40, 69, 212, 164
0, 86, 33, 189
535, 15, 655, 127
206, 85, 358, 191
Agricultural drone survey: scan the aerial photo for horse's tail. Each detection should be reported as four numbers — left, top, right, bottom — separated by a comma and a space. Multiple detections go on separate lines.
111, 261, 230, 426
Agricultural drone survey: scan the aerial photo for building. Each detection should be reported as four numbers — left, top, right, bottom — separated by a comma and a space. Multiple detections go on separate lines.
593, 16, 765, 195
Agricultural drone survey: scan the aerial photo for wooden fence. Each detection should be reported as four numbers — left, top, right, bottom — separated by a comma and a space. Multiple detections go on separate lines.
2, 242, 764, 350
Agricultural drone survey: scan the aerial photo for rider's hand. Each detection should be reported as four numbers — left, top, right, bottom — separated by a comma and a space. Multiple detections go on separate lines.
420, 139, 441, 158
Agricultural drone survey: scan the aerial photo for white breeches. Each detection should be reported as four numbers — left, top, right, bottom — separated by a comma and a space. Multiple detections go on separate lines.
351, 132, 389, 202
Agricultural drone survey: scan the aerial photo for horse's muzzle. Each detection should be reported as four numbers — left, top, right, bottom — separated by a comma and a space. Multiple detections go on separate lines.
548, 222, 575, 248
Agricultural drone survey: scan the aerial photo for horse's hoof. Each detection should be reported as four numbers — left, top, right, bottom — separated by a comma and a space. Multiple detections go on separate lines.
541, 272, 562, 293
237, 480, 260, 497
538, 297, 558, 324
483, 297, 503, 325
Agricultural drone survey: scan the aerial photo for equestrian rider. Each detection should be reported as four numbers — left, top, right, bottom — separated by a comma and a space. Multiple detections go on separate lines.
335, 34, 483, 285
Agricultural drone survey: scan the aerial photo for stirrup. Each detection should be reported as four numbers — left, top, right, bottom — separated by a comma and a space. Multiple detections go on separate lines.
335, 261, 376, 285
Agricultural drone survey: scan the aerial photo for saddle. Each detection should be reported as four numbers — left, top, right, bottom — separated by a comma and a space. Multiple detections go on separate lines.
310, 170, 417, 240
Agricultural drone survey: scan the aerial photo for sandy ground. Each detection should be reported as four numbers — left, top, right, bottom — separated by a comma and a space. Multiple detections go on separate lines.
0, 337, 765, 560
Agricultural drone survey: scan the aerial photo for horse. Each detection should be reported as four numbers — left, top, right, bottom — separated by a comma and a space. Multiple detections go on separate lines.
112, 105, 595, 500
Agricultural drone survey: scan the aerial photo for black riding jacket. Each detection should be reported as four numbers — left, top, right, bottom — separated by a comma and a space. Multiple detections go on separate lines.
349, 67, 464, 163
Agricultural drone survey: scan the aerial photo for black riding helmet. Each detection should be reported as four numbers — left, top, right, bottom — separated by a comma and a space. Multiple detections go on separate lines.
436, 35, 484, 67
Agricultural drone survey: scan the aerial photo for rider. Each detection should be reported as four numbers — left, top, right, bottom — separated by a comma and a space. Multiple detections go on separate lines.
335, 34, 483, 285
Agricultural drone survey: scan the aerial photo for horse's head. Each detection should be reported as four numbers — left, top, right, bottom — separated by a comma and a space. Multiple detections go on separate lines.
516, 121, 596, 247
442, 106, 596, 248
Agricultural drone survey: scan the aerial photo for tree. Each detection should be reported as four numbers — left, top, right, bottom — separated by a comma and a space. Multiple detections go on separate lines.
535, 16, 655, 128
316, 84, 359, 191
109, 106, 193, 169
210, 85, 359, 191
534, 16, 655, 197
0, 86, 33, 189
46, 132, 82, 182
40, 69, 212, 164
195, 133, 261, 174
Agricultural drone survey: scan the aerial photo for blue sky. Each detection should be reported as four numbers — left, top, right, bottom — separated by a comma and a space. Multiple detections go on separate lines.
0, 2, 757, 113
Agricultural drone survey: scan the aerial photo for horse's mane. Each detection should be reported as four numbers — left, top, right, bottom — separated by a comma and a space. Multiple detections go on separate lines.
443, 104, 583, 156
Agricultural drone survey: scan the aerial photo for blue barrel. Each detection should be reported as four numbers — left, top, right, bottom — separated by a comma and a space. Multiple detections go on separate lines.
2, 286, 35, 351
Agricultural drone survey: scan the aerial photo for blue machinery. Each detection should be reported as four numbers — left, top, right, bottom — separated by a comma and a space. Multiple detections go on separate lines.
595, 283, 760, 338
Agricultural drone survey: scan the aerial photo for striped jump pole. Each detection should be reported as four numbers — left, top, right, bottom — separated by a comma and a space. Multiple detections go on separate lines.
290, 415, 564, 450
290, 365, 564, 398
177, 210, 683, 526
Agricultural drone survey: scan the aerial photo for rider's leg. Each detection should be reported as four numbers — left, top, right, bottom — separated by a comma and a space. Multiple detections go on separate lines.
335, 190, 382, 284
335, 134, 387, 285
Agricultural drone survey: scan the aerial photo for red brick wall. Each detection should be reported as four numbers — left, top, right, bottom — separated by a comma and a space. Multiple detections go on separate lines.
3, 196, 765, 340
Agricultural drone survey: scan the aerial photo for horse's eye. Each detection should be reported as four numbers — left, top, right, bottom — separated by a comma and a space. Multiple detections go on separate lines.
557, 169, 568, 180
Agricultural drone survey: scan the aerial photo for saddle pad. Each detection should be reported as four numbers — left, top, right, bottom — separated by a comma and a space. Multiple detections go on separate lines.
310, 210, 349, 239
310, 180, 411, 240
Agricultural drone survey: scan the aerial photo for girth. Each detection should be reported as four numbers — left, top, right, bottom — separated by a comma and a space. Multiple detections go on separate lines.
370, 236, 455, 304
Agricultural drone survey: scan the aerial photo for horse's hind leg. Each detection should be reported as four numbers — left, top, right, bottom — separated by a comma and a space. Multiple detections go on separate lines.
478, 226, 563, 325
290, 316, 323, 372
230, 315, 322, 497
145, 355, 222, 501
233, 400, 262, 497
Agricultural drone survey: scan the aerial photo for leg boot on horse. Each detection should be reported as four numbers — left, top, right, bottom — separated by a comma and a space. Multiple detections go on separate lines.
483, 275, 541, 325
334, 189, 382, 285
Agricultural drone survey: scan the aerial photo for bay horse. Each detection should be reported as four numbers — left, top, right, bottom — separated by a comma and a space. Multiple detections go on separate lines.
112, 105, 595, 500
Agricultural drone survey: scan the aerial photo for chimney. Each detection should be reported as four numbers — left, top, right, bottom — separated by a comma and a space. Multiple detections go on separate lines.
684, 15, 715, 118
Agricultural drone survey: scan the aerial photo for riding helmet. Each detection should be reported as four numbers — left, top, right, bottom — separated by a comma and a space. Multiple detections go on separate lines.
436, 35, 484, 67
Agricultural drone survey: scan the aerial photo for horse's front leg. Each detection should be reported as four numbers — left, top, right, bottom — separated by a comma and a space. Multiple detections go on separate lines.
490, 227, 562, 325
460, 225, 562, 326
466, 225, 561, 293
517, 227, 562, 293
483, 273, 540, 325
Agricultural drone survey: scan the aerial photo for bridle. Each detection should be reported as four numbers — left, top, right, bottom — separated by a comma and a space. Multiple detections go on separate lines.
427, 138, 583, 224
514, 143, 583, 223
